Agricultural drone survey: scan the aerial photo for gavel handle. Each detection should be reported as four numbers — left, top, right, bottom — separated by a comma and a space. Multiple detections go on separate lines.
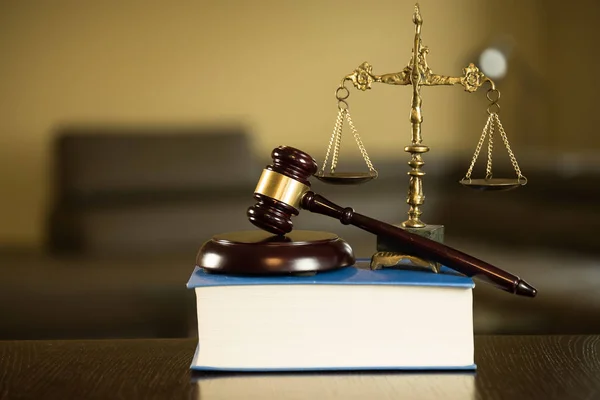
301, 191, 536, 297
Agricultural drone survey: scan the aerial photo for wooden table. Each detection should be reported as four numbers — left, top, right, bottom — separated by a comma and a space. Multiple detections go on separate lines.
1, 336, 599, 399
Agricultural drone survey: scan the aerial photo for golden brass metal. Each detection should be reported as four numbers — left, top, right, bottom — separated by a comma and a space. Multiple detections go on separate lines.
370, 251, 441, 273
315, 172, 377, 185
254, 169, 309, 210
316, 84, 378, 184
459, 178, 526, 192
340, 3, 502, 228
460, 109, 527, 190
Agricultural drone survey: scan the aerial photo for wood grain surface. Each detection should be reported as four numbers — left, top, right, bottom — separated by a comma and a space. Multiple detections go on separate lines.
1, 336, 599, 400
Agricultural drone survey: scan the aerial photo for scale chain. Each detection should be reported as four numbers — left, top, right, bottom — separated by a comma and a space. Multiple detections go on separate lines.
486, 114, 495, 179
464, 112, 526, 183
331, 110, 344, 173
494, 113, 525, 180
464, 113, 493, 180
321, 108, 377, 175
320, 108, 344, 175
345, 110, 376, 173
320, 83, 377, 178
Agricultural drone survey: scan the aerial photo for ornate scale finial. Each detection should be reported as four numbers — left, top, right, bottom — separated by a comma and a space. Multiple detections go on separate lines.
413, 3, 423, 26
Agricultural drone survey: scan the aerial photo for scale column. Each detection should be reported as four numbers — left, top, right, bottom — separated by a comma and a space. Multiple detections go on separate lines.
403, 143, 428, 228
402, 4, 428, 229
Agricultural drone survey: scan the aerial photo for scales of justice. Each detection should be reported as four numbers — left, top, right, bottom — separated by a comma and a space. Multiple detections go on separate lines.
196, 4, 536, 296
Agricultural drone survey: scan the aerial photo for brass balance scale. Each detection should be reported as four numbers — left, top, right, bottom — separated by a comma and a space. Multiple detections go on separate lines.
315, 3, 527, 272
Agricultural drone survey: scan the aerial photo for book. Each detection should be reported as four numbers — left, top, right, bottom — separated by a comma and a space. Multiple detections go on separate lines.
191, 372, 475, 400
186, 261, 475, 371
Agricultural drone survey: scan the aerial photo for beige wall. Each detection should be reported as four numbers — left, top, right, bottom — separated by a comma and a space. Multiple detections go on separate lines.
0, 1, 551, 247
546, 0, 600, 154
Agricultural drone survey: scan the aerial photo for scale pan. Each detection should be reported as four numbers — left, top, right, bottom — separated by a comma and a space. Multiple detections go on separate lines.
315, 172, 376, 185
459, 178, 526, 192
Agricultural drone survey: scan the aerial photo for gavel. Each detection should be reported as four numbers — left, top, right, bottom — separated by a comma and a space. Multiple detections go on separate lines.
247, 146, 537, 297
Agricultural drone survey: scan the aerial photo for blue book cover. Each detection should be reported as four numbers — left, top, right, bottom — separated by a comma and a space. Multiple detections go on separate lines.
187, 260, 475, 289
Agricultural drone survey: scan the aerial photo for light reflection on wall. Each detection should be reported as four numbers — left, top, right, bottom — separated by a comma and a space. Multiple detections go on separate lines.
479, 48, 508, 80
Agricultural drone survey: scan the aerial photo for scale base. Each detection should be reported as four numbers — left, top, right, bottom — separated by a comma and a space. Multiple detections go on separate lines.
372, 224, 444, 273
196, 230, 355, 275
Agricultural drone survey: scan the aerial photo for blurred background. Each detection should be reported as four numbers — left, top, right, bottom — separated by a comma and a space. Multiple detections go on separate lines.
0, 0, 599, 339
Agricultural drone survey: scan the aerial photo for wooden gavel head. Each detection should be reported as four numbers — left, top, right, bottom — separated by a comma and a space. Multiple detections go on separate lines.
247, 146, 317, 235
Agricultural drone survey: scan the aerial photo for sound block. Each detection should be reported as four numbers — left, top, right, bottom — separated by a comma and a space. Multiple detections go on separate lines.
196, 230, 355, 275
